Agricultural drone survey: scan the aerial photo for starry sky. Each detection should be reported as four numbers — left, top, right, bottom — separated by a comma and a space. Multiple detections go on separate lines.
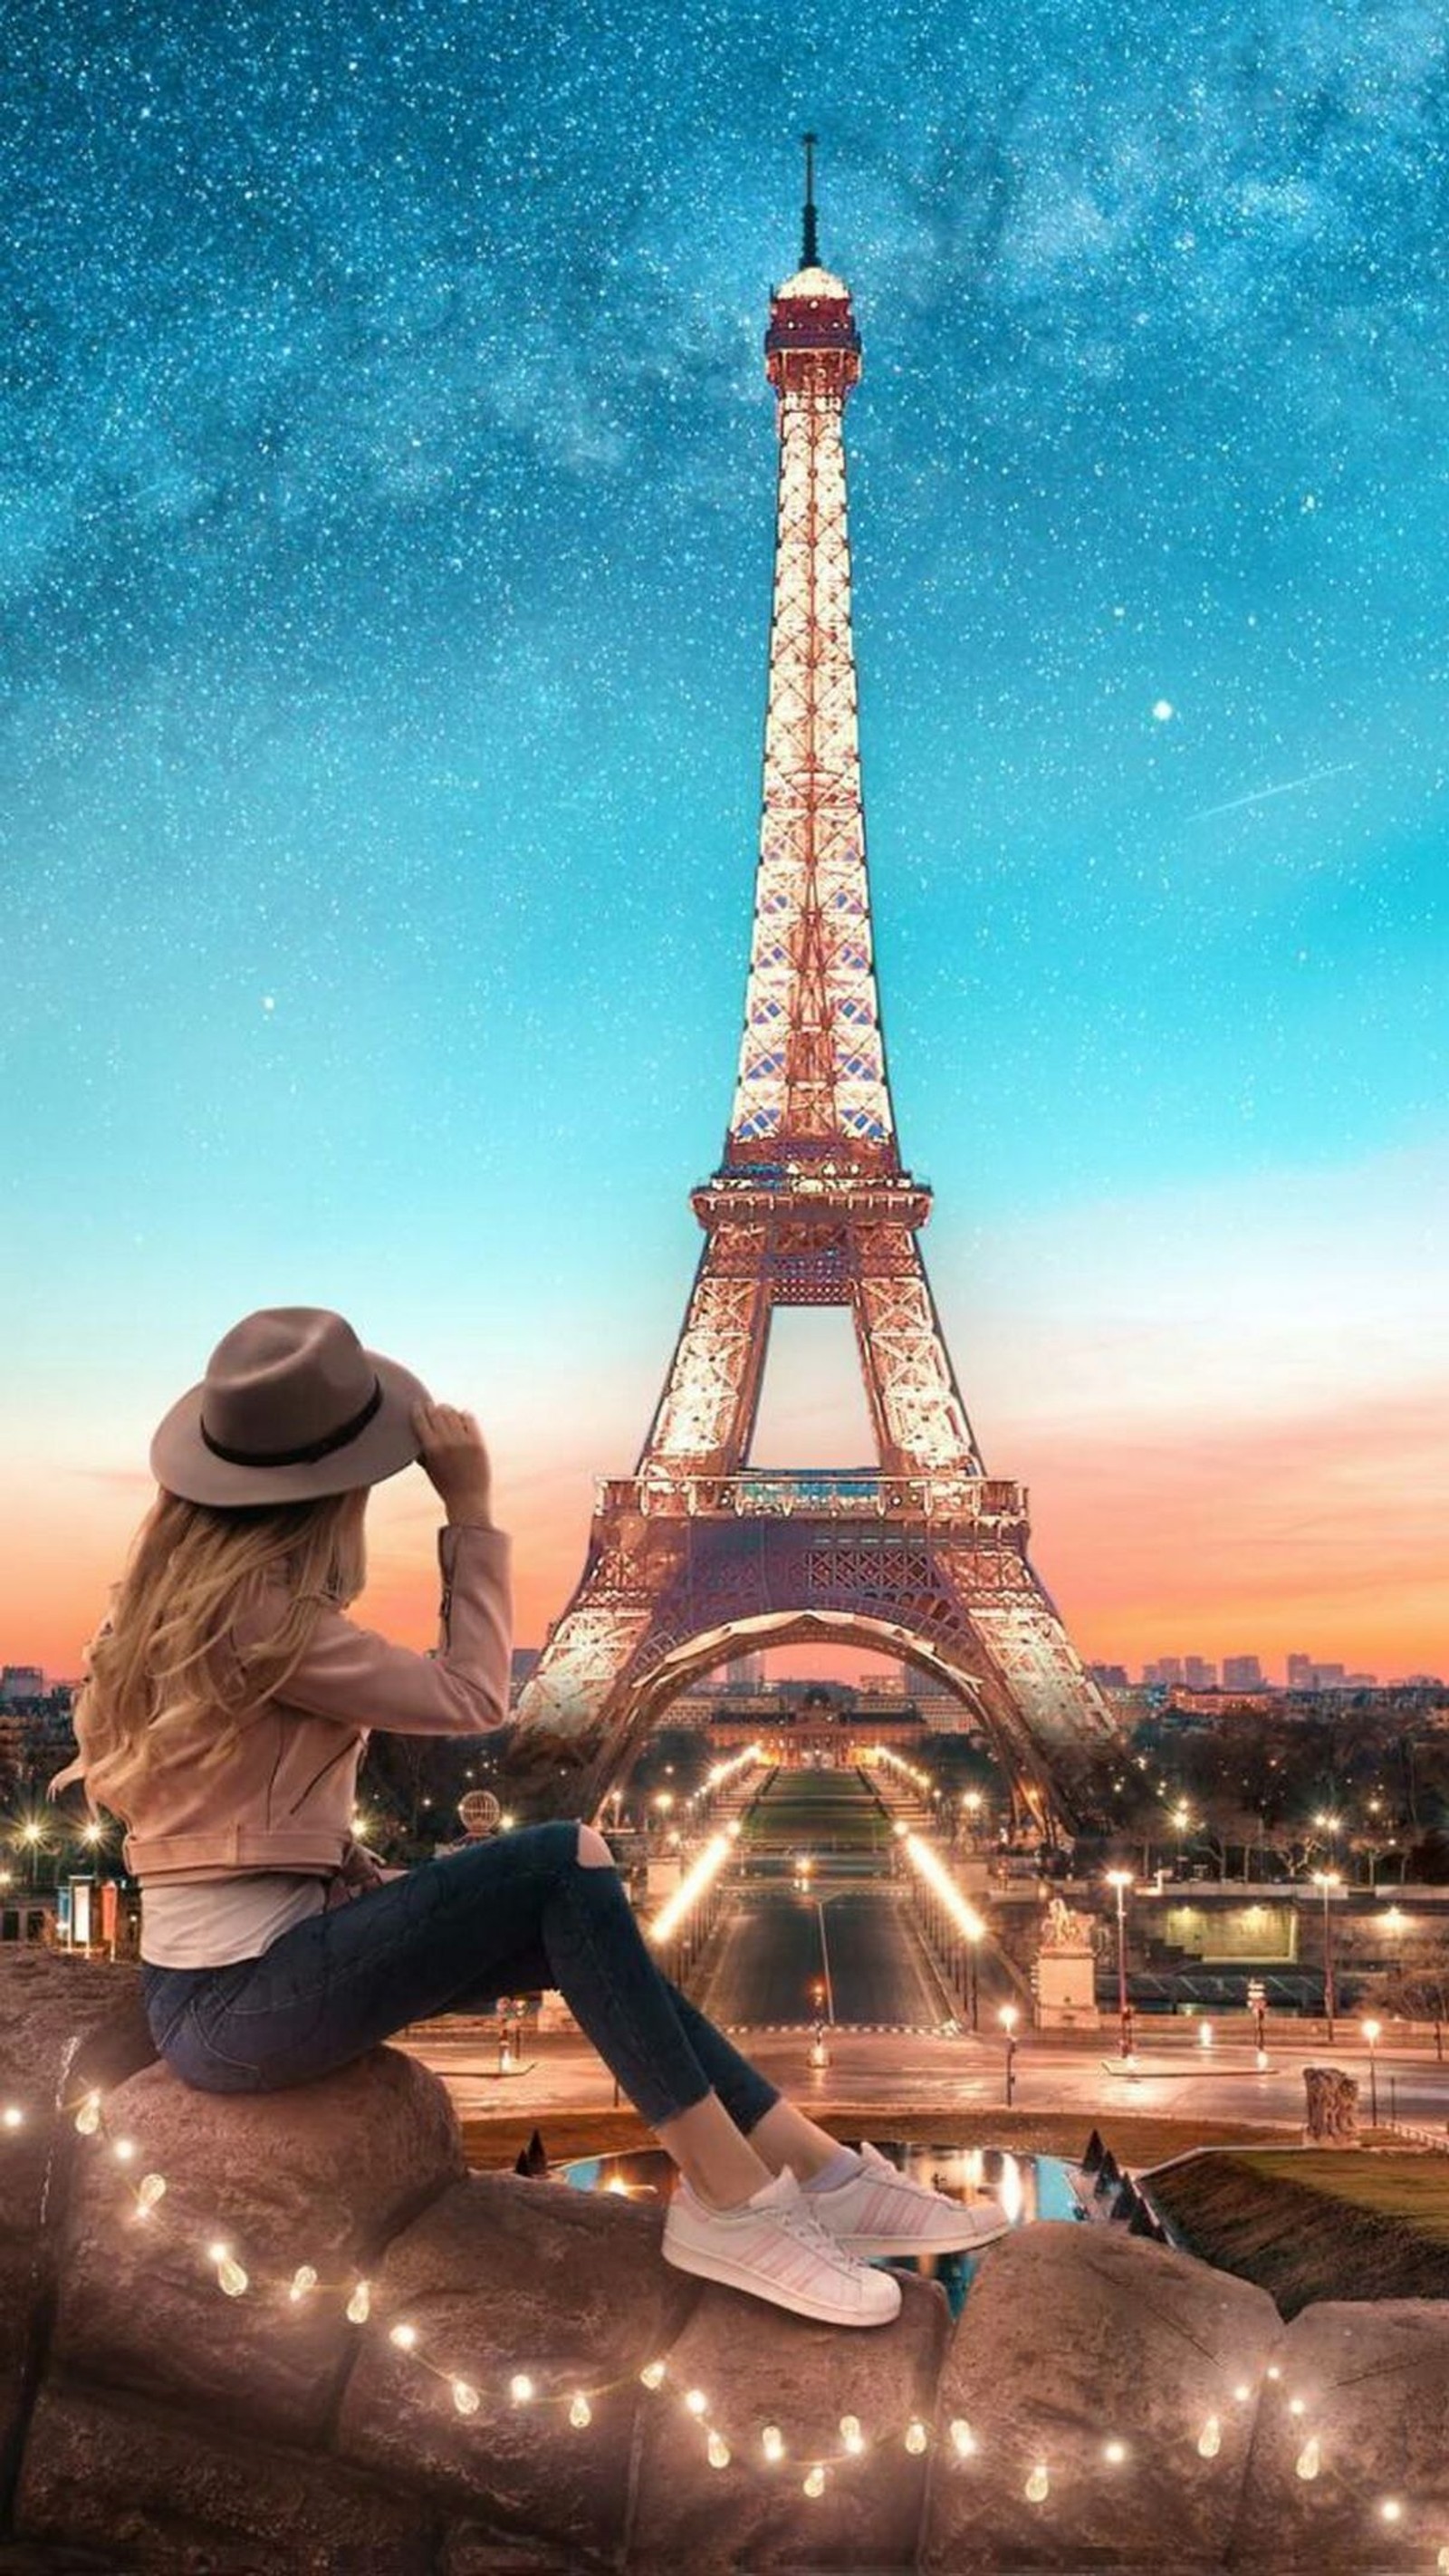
3, 0, 1445, 1688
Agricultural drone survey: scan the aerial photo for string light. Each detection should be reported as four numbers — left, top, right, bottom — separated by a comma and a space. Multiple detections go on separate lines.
24, 2081, 1446, 2540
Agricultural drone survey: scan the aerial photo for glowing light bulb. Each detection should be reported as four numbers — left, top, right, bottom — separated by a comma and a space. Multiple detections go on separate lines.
288, 2264, 318, 2302
840, 2414, 863, 2453
1025, 2464, 1050, 2504
112, 2138, 136, 2163
1233, 2383, 1252, 2404
217, 2256, 248, 2297
347, 2280, 370, 2323
1381, 2499, 1403, 2525
569, 2392, 592, 2429
803, 2465, 826, 2498
3, 2105, 24, 2129
1435, 2546, 1449, 2572
949, 2419, 977, 2457
451, 2379, 481, 2416
509, 2374, 534, 2404
1197, 2416, 1222, 2459
1265, 2366, 1281, 2382
762, 2424, 784, 2464
1295, 2437, 1320, 2482
639, 2360, 667, 2390
1288, 2397, 1305, 2417
389, 2323, 417, 2350
905, 2419, 928, 2456
1104, 2439, 1127, 2465
137, 2172, 167, 2210
684, 2389, 708, 2417
707, 2430, 730, 2469
74, 2092, 101, 2135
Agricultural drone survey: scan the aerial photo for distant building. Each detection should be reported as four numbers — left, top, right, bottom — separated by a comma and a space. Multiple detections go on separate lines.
1222, 1656, 1265, 1690
1144, 1658, 1182, 1687
0, 1667, 44, 1705
1183, 1657, 1218, 1691
1088, 1663, 1129, 1688
722, 1652, 764, 1692
1287, 1653, 1314, 1689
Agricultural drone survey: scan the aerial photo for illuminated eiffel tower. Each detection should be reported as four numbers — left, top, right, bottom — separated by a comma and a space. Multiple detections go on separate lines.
505, 141, 1118, 1835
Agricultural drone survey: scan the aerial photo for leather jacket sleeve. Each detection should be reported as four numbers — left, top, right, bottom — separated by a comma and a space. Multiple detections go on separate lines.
231, 1522, 513, 1737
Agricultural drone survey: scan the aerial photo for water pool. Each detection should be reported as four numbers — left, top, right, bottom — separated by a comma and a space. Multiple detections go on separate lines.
554, 2140, 1084, 2319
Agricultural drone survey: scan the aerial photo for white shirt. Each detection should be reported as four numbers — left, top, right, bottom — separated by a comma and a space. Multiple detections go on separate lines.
140, 1871, 327, 1967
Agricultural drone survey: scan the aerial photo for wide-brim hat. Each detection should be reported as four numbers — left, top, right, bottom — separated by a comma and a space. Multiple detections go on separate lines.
150, 1306, 433, 1506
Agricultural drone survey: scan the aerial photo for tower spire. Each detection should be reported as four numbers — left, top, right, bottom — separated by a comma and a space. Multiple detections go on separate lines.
801, 130, 819, 268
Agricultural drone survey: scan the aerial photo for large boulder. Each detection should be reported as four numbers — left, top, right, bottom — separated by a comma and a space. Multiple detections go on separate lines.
922, 2223, 1279, 2572
1231, 2297, 1449, 2571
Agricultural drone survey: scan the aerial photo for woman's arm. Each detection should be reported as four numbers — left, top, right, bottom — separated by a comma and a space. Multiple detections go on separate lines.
231, 1521, 513, 1736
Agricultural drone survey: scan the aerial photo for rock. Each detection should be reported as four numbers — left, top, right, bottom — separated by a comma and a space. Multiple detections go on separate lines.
14, 2376, 434, 2573
628, 2268, 950, 2573
0, 1955, 152, 2483
336, 2169, 694, 2564
51, 2046, 465, 2446
922, 2223, 1280, 2571
1303, 2065, 1360, 2145
1231, 2297, 1449, 2571
1080, 2129, 1107, 2175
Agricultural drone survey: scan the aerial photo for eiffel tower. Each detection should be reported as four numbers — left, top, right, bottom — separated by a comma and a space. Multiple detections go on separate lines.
504, 140, 1119, 1836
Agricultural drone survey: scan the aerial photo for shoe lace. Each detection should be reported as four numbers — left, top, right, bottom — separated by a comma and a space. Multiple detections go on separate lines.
772, 2194, 862, 2267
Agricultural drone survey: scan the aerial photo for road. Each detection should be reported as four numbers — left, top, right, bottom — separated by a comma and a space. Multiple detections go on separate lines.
695, 1883, 954, 2029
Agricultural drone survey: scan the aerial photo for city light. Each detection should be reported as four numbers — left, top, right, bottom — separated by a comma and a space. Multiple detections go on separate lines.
648, 1834, 732, 1946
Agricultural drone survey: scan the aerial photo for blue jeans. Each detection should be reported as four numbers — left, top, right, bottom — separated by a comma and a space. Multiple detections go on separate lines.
138, 1820, 781, 2136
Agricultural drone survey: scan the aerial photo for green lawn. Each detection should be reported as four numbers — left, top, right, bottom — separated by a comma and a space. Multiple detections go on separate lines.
1146, 2148, 1449, 2315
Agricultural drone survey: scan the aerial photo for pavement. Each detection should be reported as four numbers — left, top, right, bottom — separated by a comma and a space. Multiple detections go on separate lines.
397, 2015, 1449, 2140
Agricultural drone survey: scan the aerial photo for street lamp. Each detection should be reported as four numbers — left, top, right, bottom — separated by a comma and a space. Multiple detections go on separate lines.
1312, 1870, 1342, 2042
1105, 1870, 1135, 2065
1361, 2018, 1381, 2126
999, 2004, 1019, 2107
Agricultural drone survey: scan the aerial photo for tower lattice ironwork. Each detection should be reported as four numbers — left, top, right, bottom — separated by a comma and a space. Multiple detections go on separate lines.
504, 143, 1119, 1833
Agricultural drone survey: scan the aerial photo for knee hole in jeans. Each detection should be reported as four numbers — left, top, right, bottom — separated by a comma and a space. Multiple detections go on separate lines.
576, 1822, 614, 1868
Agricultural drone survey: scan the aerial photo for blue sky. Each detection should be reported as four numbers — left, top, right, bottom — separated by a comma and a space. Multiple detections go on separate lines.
3, 0, 1444, 1678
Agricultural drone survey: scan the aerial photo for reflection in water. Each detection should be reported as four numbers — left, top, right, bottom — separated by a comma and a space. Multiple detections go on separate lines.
554, 2140, 1084, 2320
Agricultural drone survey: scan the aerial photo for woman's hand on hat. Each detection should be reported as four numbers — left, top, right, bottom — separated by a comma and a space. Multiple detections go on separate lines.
411, 1399, 494, 1526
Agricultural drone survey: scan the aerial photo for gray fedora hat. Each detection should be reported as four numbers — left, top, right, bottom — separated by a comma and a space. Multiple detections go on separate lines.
150, 1307, 432, 1506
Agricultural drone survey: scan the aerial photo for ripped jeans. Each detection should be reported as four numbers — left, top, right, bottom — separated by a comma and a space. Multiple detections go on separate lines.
138, 1819, 781, 2135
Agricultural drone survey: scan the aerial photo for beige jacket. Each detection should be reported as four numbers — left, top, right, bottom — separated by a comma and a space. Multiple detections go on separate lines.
109, 1522, 512, 1885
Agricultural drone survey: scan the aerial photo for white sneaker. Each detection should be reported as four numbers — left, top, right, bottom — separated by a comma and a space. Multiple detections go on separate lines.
662, 2163, 903, 2327
804, 2140, 1012, 2258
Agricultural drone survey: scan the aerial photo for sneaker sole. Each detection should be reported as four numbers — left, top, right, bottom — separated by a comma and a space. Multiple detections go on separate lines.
834, 2219, 1013, 2257
661, 2233, 901, 2327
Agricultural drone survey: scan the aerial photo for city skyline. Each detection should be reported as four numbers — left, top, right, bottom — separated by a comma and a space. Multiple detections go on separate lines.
4, 3, 1445, 1687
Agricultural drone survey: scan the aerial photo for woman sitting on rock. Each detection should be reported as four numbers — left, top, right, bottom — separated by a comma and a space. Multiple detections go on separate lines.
48, 1305, 1005, 2330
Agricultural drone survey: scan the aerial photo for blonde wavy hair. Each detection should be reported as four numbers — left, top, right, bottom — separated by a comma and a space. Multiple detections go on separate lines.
46, 1485, 369, 1825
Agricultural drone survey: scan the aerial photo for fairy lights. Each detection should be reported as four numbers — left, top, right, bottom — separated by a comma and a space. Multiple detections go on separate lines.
10, 2083, 1444, 2546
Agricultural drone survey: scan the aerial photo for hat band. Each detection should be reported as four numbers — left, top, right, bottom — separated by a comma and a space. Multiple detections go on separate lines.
199, 1375, 384, 1469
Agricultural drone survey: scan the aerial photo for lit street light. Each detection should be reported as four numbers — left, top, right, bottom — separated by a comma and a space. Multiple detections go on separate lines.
1105, 1869, 1135, 2065
1312, 1869, 1343, 2042
1361, 2018, 1382, 2127
999, 2003, 1019, 2108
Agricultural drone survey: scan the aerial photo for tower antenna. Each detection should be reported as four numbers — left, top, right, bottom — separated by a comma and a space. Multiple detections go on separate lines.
801, 130, 819, 268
